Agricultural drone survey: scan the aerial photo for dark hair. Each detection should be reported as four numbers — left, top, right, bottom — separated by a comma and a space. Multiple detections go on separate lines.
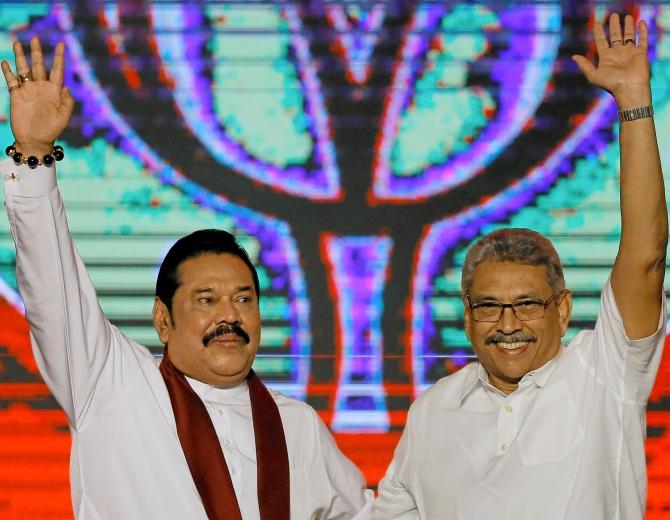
461, 228, 565, 296
156, 229, 260, 312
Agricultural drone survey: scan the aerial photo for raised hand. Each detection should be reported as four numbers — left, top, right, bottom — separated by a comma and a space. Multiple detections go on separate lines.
572, 13, 650, 108
1, 37, 74, 156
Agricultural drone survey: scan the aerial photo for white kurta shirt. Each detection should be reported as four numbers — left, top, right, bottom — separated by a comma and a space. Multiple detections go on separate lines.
372, 279, 665, 520
2, 160, 372, 519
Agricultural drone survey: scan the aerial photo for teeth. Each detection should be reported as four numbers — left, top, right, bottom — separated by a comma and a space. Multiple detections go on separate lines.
497, 342, 528, 350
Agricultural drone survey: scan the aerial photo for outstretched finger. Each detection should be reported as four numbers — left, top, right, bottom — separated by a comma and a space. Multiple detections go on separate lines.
608, 13, 623, 44
638, 20, 648, 51
1, 60, 20, 93
13, 40, 29, 77
30, 37, 47, 81
593, 22, 609, 55
623, 15, 635, 45
49, 41, 65, 88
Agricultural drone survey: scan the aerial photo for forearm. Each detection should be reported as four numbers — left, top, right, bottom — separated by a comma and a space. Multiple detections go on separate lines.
616, 86, 668, 265
611, 85, 668, 338
3, 159, 112, 423
572, 15, 668, 314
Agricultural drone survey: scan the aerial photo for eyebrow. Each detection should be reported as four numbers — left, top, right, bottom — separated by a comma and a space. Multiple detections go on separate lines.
470, 293, 543, 301
192, 285, 255, 294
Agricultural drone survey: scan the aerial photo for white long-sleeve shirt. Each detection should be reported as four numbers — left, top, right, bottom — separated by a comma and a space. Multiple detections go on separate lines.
2, 159, 371, 519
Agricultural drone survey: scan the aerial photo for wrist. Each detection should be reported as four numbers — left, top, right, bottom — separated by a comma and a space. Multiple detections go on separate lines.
6, 142, 64, 168
613, 84, 652, 111
14, 141, 55, 157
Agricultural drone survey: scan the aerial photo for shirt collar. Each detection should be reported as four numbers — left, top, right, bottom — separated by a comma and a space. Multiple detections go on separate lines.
456, 363, 484, 406
185, 376, 249, 405
526, 348, 561, 387
457, 346, 563, 405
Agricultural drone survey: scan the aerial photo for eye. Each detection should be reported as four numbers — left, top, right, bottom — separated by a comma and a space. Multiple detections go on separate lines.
514, 300, 543, 309
198, 297, 213, 304
473, 301, 501, 309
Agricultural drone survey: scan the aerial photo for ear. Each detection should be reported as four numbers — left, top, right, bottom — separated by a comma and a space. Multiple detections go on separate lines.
463, 298, 473, 341
558, 290, 573, 337
152, 297, 172, 345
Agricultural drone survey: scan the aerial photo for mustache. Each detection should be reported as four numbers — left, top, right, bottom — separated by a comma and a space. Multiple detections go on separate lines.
485, 332, 537, 345
203, 324, 250, 347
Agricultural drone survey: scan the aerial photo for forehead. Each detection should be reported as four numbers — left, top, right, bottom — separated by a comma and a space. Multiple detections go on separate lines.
468, 261, 552, 298
177, 252, 255, 289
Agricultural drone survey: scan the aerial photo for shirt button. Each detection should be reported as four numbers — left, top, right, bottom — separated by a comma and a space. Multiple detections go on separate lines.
218, 409, 224, 415
505, 405, 513, 413
500, 443, 508, 452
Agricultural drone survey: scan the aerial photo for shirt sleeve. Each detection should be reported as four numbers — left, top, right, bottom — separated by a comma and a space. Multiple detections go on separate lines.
371, 417, 420, 519
309, 410, 374, 519
578, 276, 667, 403
2, 158, 114, 426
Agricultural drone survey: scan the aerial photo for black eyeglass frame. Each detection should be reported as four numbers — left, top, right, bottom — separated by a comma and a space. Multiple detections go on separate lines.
465, 290, 568, 323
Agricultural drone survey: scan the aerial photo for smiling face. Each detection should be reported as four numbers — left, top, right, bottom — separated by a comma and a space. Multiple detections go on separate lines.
463, 261, 572, 394
152, 252, 261, 388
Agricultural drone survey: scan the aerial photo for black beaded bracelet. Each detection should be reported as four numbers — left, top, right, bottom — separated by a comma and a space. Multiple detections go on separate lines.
5, 143, 64, 168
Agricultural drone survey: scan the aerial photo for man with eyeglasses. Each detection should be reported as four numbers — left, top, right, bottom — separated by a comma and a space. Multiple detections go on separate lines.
371, 13, 667, 520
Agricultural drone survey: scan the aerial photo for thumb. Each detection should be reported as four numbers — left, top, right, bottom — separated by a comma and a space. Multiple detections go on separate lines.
59, 85, 74, 115
572, 55, 596, 82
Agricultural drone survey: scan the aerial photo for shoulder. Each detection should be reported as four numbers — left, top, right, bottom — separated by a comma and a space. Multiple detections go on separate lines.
408, 362, 479, 419
270, 388, 323, 424
268, 387, 310, 408
269, 390, 335, 453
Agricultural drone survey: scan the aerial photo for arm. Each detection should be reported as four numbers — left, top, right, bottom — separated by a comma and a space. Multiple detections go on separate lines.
574, 14, 668, 340
310, 412, 374, 519
1, 38, 113, 424
371, 426, 419, 519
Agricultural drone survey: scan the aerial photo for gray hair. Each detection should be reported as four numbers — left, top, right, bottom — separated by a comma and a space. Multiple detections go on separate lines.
460, 228, 565, 295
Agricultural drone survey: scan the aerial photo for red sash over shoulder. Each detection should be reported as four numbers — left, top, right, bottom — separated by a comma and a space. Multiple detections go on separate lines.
160, 352, 290, 520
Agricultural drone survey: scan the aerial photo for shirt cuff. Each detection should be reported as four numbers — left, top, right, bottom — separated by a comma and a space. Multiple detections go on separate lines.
1, 157, 57, 197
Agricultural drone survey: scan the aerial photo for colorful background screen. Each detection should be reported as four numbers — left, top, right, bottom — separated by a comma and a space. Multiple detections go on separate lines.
2, 1, 670, 517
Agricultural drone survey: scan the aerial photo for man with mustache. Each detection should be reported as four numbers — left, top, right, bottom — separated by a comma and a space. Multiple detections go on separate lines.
372, 13, 668, 519
1, 37, 371, 519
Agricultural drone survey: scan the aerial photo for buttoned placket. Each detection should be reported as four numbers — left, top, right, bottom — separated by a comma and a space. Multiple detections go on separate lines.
495, 379, 534, 456
204, 390, 243, 486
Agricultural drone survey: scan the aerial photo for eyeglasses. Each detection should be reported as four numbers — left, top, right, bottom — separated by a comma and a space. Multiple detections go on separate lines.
466, 291, 566, 323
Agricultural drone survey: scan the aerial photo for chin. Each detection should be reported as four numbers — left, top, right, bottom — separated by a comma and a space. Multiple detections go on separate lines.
210, 360, 252, 378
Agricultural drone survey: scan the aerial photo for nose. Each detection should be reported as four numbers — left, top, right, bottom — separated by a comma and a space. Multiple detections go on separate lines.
215, 298, 242, 325
497, 306, 522, 334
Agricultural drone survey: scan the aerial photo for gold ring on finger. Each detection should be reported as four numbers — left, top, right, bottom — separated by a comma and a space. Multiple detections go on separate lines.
7, 84, 20, 93
18, 72, 32, 83
610, 39, 623, 46
624, 38, 635, 45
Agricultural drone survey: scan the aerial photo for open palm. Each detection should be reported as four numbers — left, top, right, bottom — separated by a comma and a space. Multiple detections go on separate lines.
1, 38, 73, 154
573, 14, 650, 103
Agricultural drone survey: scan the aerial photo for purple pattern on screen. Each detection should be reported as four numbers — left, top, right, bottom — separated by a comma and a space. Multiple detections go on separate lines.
373, 4, 560, 201
149, 4, 341, 200
325, 235, 392, 432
